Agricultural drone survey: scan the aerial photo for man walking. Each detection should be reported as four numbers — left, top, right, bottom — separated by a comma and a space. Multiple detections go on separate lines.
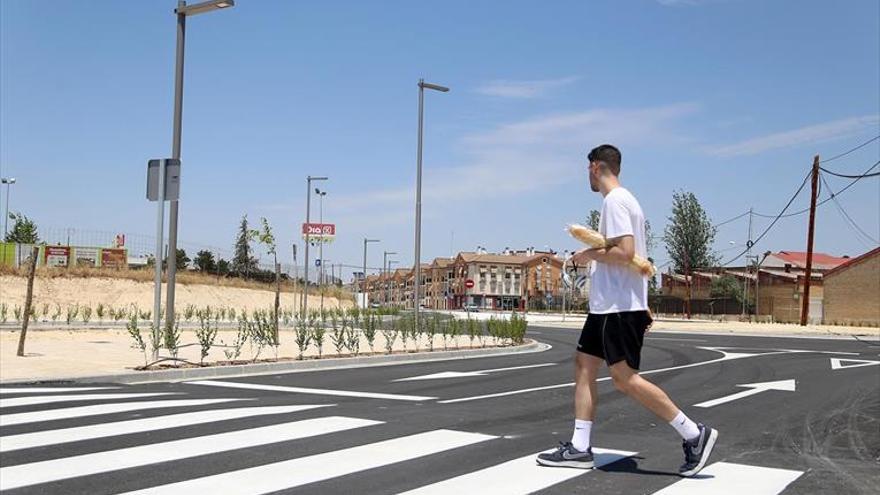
536, 144, 718, 477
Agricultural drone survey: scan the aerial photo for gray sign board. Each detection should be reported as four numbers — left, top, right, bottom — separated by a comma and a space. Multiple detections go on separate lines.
147, 159, 181, 201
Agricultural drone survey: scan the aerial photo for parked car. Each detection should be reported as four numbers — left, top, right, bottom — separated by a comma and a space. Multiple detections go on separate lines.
464, 303, 480, 312
369, 302, 381, 309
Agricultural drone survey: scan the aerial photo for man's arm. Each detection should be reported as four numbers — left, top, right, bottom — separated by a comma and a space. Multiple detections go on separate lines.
571, 235, 635, 266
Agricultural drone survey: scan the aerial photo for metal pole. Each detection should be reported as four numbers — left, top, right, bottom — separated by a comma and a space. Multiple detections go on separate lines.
152, 159, 167, 362
165, 2, 186, 329
3, 181, 11, 239
319, 192, 324, 313
303, 177, 312, 317
292, 243, 298, 313
562, 255, 568, 321
363, 240, 368, 308
414, 80, 425, 326
800, 156, 820, 326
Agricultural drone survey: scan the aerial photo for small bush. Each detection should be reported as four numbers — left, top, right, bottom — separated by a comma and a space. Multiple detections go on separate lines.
81, 305, 93, 323
163, 319, 182, 360
126, 316, 147, 367
195, 313, 217, 365
65, 304, 78, 325
96, 303, 105, 320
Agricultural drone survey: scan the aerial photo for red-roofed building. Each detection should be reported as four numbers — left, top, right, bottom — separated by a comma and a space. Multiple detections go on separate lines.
762, 251, 851, 271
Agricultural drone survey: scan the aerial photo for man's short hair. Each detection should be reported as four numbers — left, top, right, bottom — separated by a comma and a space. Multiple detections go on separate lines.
588, 144, 621, 176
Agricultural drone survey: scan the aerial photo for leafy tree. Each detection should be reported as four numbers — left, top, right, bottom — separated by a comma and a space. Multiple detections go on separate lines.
163, 248, 190, 271
663, 191, 718, 273
232, 215, 257, 277
587, 209, 600, 231
710, 274, 743, 302
217, 258, 231, 275
194, 250, 217, 272
645, 219, 656, 255
252, 217, 280, 345
5, 212, 39, 243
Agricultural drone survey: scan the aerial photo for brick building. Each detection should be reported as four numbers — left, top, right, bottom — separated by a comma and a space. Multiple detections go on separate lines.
822, 247, 880, 326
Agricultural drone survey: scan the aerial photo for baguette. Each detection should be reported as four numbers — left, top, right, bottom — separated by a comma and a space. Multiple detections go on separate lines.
567, 224, 656, 277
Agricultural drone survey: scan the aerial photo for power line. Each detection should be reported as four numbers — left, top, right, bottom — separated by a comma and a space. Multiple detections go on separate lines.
753, 160, 880, 219
819, 135, 880, 164
713, 210, 751, 228
821, 174, 880, 247
818, 166, 880, 179
721, 169, 812, 266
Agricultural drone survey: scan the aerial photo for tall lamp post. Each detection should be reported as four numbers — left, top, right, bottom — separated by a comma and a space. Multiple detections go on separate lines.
388, 259, 399, 306
414, 78, 449, 329
383, 250, 397, 307
302, 176, 327, 317
363, 238, 380, 308
316, 188, 327, 313
165, 0, 235, 327
1, 177, 15, 240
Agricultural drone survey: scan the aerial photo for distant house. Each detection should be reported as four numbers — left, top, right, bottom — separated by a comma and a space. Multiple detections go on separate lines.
822, 247, 880, 326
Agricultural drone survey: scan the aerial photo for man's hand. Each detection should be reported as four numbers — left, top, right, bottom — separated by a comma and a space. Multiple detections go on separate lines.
571, 247, 604, 265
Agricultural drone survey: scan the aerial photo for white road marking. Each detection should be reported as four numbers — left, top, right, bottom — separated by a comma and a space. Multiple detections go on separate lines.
0, 404, 332, 452
440, 348, 771, 404
709, 346, 861, 356
830, 358, 880, 370
694, 379, 796, 408
118, 429, 496, 495
652, 462, 803, 494
0, 416, 381, 491
0, 387, 119, 395
0, 392, 177, 408
187, 379, 436, 401
646, 337, 708, 342
398, 447, 636, 494
0, 398, 246, 426
394, 363, 557, 382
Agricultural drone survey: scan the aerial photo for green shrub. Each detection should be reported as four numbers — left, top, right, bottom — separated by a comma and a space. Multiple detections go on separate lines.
65, 304, 78, 325
81, 305, 93, 323
126, 315, 147, 367
96, 303, 105, 320
163, 318, 182, 360
195, 313, 217, 365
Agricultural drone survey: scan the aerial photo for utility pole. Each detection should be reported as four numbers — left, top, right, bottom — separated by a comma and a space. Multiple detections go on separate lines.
800, 155, 820, 326
743, 207, 753, 317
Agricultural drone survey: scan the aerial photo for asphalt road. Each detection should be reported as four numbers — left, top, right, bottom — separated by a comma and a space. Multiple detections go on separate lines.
1, 325, 878, 494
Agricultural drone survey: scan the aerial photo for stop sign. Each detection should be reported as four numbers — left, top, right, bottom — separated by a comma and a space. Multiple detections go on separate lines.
465, 279, 475, 289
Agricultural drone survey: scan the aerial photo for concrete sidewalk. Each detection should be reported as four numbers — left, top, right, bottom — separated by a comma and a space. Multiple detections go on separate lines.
0, 327, 516, 384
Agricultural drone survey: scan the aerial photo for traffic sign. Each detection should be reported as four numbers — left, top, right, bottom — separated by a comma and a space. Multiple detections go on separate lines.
315, 259, 322, 267
146, 159, 181, 201
464, 279, 475, 289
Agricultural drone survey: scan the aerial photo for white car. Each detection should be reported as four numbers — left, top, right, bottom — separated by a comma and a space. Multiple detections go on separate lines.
464, 303, 480, 312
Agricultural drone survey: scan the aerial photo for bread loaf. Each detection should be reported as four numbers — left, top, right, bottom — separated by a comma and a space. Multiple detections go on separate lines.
567, 224, 656, 277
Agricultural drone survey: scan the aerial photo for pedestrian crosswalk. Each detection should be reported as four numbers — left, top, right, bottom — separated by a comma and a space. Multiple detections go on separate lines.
0, 386, 805, 494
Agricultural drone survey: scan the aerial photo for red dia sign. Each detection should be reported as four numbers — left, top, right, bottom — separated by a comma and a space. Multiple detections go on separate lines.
464, 279, 475, 289
302, 223, 336, 243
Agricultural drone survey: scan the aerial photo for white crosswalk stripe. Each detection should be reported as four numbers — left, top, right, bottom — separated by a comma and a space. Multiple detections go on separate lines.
652, 462, 804, 494
118, 429, 497, 495
0, 392, 177, 408
0, 398, 245, 426
399, 447, 637, 495
0, 404, 332, 452
0, 416, 381, 490
0, 386, 119, 395
0, 390, 809, 494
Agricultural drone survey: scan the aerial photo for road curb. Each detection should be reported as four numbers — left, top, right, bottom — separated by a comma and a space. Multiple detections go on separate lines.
2, 340, 549, 385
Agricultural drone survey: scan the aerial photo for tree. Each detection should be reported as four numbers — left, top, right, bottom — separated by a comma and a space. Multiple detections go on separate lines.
217, 258, 231, 275
194, 250, 217, 272
5, 212, 39, 244
645, 219, 656, 255
232, 215, 257, 277
252, 217, 280, 345
710, 274, 743, 302
587, 209, 600, 231
663, 191, 718, 273
163, 248, 190, 271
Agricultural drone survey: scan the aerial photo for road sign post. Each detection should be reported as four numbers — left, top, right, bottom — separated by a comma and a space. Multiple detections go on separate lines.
147, 158, 180, 362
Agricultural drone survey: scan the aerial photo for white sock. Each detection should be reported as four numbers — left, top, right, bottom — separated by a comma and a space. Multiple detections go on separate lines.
571, 419, 592, 451
669, 410, 700, 441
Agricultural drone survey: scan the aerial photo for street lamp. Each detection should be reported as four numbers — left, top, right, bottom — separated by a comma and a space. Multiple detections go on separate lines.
363, 238, 380, 308
383, 250, 397, 307
316, 188, 328, 313
414, 78, 449, 328
1, 177, 16, 240
303, 176, 328, 317
388, 259, 399, 307
165, 0, 235, 329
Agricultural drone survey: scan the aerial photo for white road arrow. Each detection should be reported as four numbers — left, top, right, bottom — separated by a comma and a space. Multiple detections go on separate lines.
393, 363, 556, 382
830, 358, 880, 370
694, 379, 796, 408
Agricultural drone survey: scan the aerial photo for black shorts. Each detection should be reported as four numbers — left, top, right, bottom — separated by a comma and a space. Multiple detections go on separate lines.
577, 311, 652, 370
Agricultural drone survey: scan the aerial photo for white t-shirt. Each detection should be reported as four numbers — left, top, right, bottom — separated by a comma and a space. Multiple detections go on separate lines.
589, 187, 648, 314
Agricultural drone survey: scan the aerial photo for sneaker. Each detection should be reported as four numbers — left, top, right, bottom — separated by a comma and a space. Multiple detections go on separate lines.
536, 442, 594, 469
679, 424, 718, 477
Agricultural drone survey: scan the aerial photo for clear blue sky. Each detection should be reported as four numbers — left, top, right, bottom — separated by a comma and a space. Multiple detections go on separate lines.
2, 0, 878, 277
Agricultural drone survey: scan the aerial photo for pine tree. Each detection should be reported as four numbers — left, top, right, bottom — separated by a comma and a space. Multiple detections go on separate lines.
232, 215, 257, 277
